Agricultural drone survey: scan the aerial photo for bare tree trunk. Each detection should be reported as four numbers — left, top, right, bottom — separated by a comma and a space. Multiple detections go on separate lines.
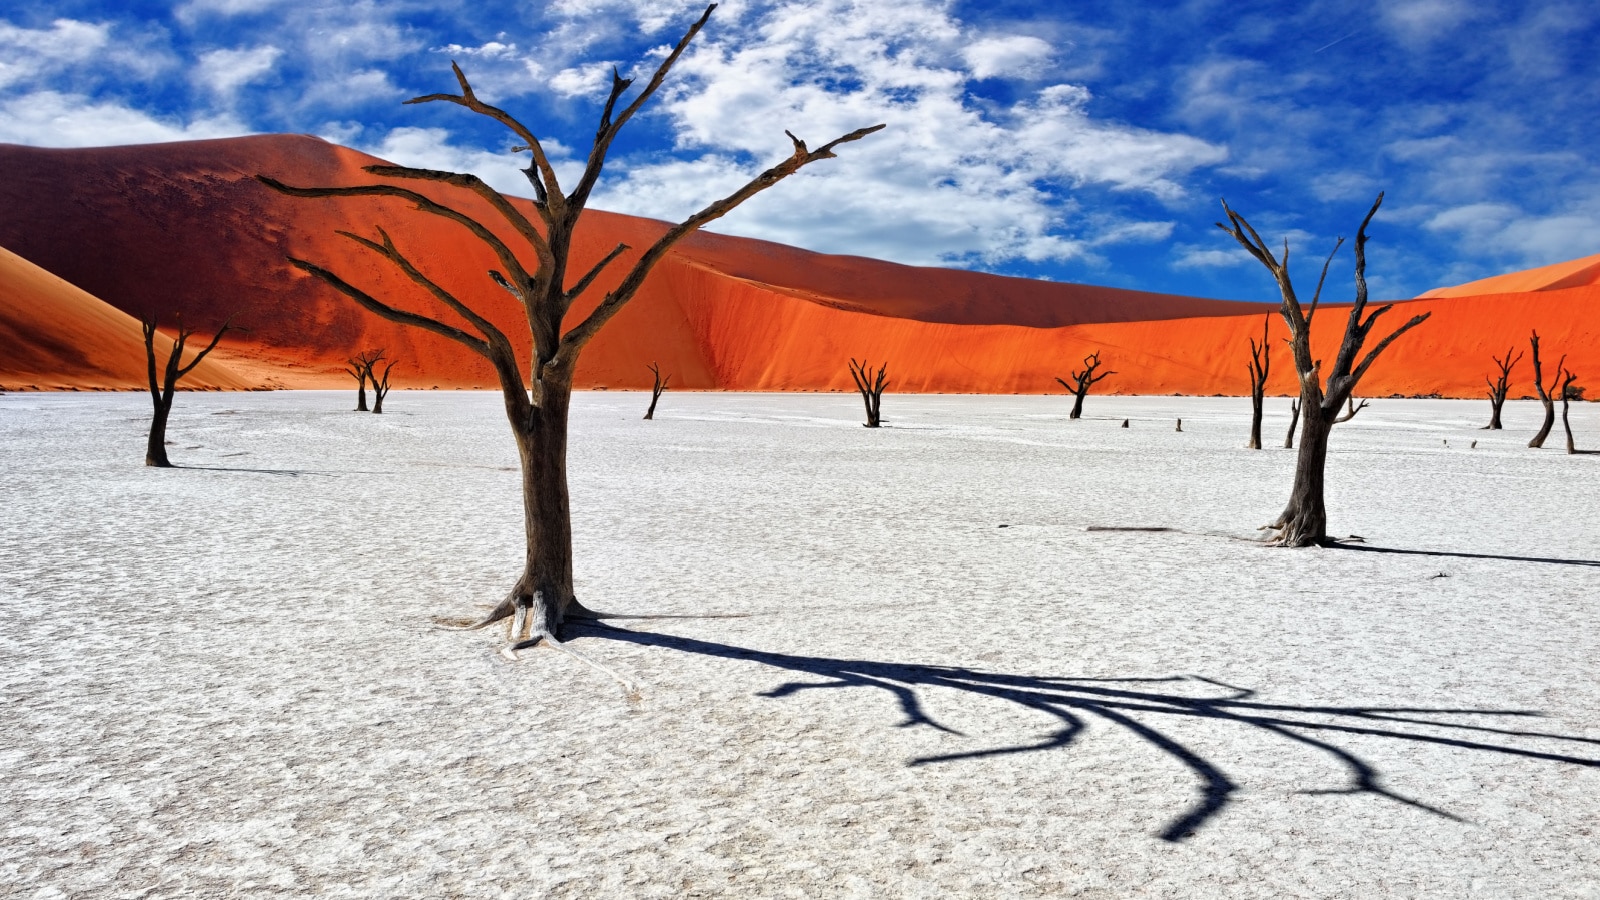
508, 374, 577, 637
1219, 193, 1430, 547
1528, 332, 1562, 449
371, 359, 396, 413
142, 314, 232, 468
259, 4, 881, 657
1284, 399, 1300, 449
146, 401, 172, 467
1057, 351, 1113, 421
1247, 314, 1270, 449
849, 358, 887, 427
1561, 368, 1578, 454
1483, 346, 1520, 430
643, 362, 668, 420
1275, 406, 1331, 545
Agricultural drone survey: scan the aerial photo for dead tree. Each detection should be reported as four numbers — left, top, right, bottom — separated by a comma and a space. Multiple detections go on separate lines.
346, 348, 385, 411
1333, 396, 1368, 423
1560, 367, 1580, 454
643, 362, 669, 420
849, 358, 888, 427
260, 5, 881, 655
1056, 351, 1114, 419
1528, 331, 1565, 449
141, 314, 233, 468
371, 358, 398, 413
1218, 193, 1430, 546
1284, 398, 1300, 449
1246, 314, 1271, 449
1482, 346, 1522, 430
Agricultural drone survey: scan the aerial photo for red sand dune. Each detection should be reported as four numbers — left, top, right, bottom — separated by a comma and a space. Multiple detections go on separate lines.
1, 134, 1595, 398
0, 245, 251, 391
1419, 252, 1600, 298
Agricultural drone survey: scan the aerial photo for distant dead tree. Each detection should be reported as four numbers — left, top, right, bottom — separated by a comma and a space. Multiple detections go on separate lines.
1057, 351, 1114, 419
1246, 314, 1271, 449
1333, 396, 1368, 423
346, 348, 385, 411
849, 358, 888, 427
371, 358, 398, 413
1560, 367, 1580, 454
261, 4, 881, 657
1284, 398, 1300, 448
1527, 331, 1565, 449
1482, 346, 1522, 430
1218, 193, 1430, 546
643, 362, 669, 420
141, 314, 233, 468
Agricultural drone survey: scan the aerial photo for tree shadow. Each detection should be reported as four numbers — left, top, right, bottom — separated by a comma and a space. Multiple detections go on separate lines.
1332, 543, 1600, 568
573, 621, 1600, 841
172, 464, 345, 477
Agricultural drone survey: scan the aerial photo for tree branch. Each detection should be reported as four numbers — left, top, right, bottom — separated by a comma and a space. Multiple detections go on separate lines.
406, 61, 565, 222
362, 164, 554, 277
564, 242, 631, 308
558, 123, 884, 357
287, 257, 492, 359
565, 4, 718, 217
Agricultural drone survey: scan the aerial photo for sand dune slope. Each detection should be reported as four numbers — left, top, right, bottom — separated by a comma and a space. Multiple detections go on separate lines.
0, 135, 1595, 397
0, 245, 253, 391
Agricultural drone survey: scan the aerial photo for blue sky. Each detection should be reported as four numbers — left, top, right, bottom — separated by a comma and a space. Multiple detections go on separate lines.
3, 1, 1598, 301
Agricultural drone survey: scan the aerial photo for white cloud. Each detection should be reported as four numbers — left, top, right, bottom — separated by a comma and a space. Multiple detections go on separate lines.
550, 63, 619, 98
194, 45, 282, 97
961, 35, 1052, 80
0, 19, 108, 88
1172, 246, 1250, 269
0, 90, 247, 146
573, 0, 1224, 266
1379, 0, 1485, 47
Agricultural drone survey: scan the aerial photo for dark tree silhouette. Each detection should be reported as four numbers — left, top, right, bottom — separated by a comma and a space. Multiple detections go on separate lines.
643, 361, 669, 420
849, 358, 888, 427
142, 314, 233, 467
371, 358, 398, 413
1218, 193, 1430, 546
1284, 398, 1300, 449
1334, 396, 1368, 423
576, 621, 1600, 843
345, 348, 385, 411
260, 4, 882, 655
1056, 350, 1114, 420
1560, 367, 1580, 454
1246, 314, 1271, 449
1528, 331, 1565, 449
1482, 346, 1522, 430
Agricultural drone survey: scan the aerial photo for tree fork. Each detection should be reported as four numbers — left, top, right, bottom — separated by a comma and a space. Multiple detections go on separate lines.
142, 314, 233, 467
643, 361, 669, 420
1218, 192, 1430, 546
1528, 332, 1563, 449
260, 3, 881, 656
1246, 314, 1271, 449
1483, 346, 1521, 430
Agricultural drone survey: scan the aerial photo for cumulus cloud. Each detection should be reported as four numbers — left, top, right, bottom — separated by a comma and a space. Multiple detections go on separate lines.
961, 35, 1053, 80
0, 90, 247, 146
575, 0, 1224, 266
0, 19, 108, 87
194, 45, 282, 97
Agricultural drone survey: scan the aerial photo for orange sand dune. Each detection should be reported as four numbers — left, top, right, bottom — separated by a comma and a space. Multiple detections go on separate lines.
0, 245, 253, 391
0, 134, 1594, 398
1419, 252, 1600, 298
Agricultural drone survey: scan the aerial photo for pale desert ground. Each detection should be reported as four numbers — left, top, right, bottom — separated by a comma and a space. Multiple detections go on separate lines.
2, 390, 1598, 898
